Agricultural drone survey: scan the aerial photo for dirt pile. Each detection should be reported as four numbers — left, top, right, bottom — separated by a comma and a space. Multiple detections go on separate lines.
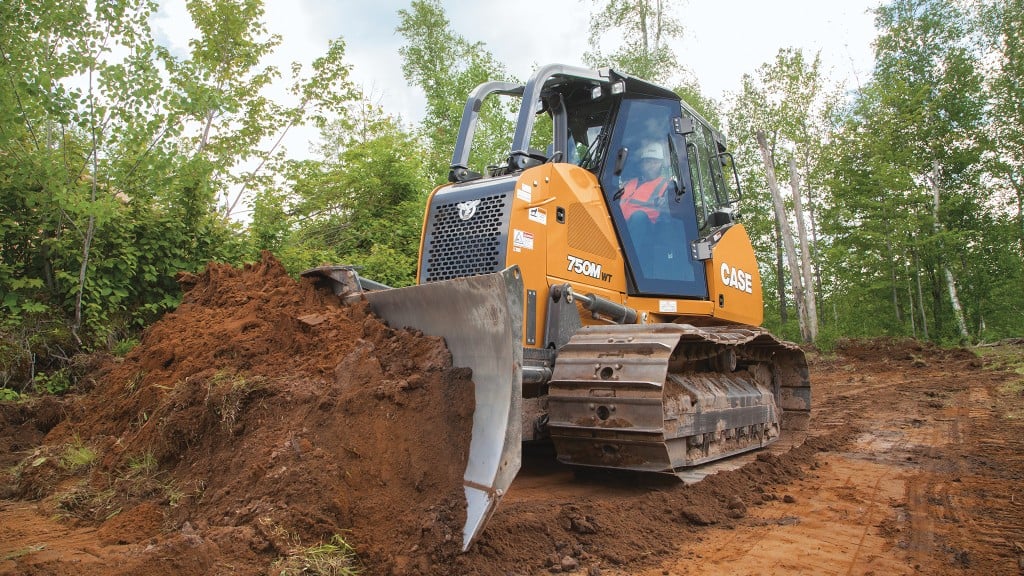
4, 252, 474, 575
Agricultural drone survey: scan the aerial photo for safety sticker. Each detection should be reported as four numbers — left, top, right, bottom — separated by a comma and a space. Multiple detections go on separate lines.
517, 184, 532, 202
528, 207, 547, 225
658, 300, 678, 313
513, 229, 534, 250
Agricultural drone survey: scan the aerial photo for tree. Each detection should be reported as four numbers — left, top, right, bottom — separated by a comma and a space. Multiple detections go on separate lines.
726, 48, 837, 340
819, 0, 994, 343
789, 156, 819, 341
583, 0, 722, 125
396, 0, 513, 184
757, 131, 810, 341
583, 0, 684, 85
0, 0, 204, 352
977, 0, 1024, 338
252, 99, 431, 287
983, 0, 1024, 257
0, 0, 356, 390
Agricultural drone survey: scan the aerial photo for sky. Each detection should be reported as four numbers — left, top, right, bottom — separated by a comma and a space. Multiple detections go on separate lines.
150, 0, 882, 160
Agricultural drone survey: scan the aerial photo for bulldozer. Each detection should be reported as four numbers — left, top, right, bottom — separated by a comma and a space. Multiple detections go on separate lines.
305, 64, 811, 552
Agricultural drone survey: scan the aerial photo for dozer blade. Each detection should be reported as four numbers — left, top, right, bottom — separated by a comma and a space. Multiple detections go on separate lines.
546, 324, 810, 475
361, 267, 524, 552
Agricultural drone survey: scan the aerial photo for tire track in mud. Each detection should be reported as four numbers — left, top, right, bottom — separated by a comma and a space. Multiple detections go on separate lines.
849, 347, 1024, 576
843, 468, 897, 576
939, 383, 1024, 574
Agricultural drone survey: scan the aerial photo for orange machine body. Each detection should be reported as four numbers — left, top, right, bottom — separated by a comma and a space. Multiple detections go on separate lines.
418, 161, 763, 350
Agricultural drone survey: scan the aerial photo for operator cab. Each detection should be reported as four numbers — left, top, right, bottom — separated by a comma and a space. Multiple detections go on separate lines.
448, 65, 742, 300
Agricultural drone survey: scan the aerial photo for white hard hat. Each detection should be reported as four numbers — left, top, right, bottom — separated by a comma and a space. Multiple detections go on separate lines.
641, 143, 664, 160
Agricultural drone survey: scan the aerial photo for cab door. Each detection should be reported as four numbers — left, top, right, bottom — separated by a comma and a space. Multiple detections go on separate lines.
599, 97, 707, 299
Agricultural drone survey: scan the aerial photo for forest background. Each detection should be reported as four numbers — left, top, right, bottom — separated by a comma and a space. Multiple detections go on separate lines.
1, 0, 1022, 397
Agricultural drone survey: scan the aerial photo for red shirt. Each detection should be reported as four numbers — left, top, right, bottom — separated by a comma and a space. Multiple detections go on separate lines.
621, 177, 669, 221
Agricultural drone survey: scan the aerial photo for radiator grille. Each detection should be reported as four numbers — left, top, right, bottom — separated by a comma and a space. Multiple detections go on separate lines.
423, 193, 509, 282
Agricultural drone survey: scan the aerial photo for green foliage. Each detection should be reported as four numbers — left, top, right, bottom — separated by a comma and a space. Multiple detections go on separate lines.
675, 84, 722, 128
814, 0, 1005, 343
0, 0, 357, 388
981, 0, 1024, 261
126, 452, 158, 476
32, 370, 72, 395
0, 388, 21, 402
112, 338, 138, 357
257, 106, 431, 286
396, 0, 515, 183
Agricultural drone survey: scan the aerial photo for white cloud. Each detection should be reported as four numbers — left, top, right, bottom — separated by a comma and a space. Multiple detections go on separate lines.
151, 0, 196, 58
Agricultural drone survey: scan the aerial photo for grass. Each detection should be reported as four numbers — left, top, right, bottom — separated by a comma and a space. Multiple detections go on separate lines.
117, 451, 164, 501
55, 483, 116, 519
206, 370, 269, 429
124, 370, 145, 395
976, 342, 1024, 373
113, 338, 139, 357
59, 438, 97, 472
55, 449, 194, 521
274, 534, 362, 576
2, 544, 45, 561
126, 452, 158, 476
1000, 378, 1024, 420
165, 478, 206, 507
976, 343, 1024, 419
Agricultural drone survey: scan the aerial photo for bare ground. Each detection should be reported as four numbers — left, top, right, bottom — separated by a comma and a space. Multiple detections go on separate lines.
1, 256, 1022, 575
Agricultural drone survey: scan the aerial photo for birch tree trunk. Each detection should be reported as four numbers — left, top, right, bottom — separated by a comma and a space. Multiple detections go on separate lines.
788, 156, 818, 341
930, 160, 970, 343
757, 131, 808, 341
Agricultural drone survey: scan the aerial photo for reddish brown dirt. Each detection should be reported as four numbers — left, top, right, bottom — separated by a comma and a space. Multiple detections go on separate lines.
1, 253, 474, 575
2, 258, 1023, 575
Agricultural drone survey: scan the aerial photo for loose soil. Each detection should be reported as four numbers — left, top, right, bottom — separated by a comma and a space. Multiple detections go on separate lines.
2, 255, 1023, 575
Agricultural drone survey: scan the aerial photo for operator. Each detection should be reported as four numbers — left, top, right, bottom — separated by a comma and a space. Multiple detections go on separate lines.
621, 142, 670, 225
618, 142, 667, 242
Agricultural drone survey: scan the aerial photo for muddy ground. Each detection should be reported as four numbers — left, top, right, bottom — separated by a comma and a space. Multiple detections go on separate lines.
1, 255, 1023, 575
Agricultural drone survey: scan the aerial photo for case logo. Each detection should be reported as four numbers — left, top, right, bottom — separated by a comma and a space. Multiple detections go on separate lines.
720, 263, 754, 294
457, 199, 481, 221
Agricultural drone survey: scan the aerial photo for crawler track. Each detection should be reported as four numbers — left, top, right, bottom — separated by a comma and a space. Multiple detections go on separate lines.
545, 323, 811, 475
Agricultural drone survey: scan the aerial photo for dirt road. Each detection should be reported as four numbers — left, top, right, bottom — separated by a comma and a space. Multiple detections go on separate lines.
452, 339, 1023, 576
1, 260, 1022, 576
